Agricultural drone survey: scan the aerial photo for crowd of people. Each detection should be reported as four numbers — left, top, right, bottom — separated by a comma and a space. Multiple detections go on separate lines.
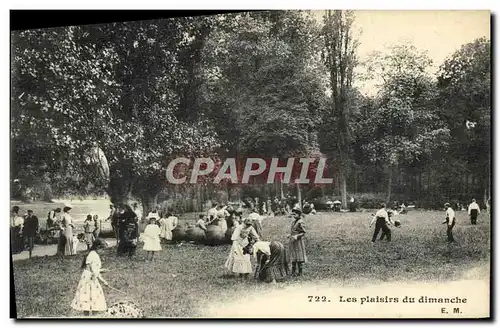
11, 195, 486, 317
63, 200, 308, 316
10, 203, 102, 258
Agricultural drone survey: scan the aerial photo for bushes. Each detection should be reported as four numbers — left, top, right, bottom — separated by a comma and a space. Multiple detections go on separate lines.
354, 193, 387, 209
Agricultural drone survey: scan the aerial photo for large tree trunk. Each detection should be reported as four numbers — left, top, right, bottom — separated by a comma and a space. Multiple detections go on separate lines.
108, 176, 132, 205
141, 194, 158, 220
296, 183, 302, 207
107, 160, 136, 205
386, 166, 393, 204
340, 172, 347, 209
354, 168, 358, 194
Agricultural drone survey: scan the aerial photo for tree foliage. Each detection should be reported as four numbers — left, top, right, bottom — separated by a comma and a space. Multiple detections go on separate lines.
10, 12, 491, 208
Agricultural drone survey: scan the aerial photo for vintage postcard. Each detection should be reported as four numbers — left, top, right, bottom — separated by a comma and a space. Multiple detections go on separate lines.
10, 10, 491, 319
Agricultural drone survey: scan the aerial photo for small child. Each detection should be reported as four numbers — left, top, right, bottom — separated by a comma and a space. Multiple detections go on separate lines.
93, 215, 101, 239
83, 215, 95, 250
195, 214, 207, 232
140, 217, 162, 261
71, 238, 109, 316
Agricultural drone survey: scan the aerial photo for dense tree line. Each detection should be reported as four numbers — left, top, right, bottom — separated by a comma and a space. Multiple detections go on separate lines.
11, 11, 491, 210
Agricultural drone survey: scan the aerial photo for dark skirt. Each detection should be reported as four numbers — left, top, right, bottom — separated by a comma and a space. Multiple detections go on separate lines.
256, 241, 289, 282
57, 234, 66, 255
288, 236, 307, 263
117, 240, 137, 256
11, 227, 24, 253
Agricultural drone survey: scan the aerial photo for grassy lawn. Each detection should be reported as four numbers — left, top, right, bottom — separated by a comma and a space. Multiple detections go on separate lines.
12, 204, 490, 318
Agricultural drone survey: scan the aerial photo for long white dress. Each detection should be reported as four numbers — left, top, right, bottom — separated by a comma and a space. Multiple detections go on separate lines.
224, 225, 259, 274
216, 208, 229, 234
158, 218, 168, 240
71, 251, 107, 312
141, 224, 162, 251
158, 216, 178, 240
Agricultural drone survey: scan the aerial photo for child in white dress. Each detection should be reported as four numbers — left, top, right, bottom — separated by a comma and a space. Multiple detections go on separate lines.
71, 238, 109, 316
141, 217, 162, 261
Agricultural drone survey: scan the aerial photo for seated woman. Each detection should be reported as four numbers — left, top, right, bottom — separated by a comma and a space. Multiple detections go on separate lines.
253, 240, 289, 284
195, 214, 208, 232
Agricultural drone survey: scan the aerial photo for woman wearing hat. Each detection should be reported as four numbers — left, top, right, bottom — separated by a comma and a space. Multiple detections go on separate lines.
61, 204, 76, 256
71, 238, 109, 316
288, 208, 307, 276
248, 208, 263, 238
117, 205, 139, 257
224, 217, 260, 278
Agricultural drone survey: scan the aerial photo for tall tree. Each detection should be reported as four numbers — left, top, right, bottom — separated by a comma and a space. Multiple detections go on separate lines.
436, 37, 491, 203
361, 43, 450, 203
11, 20, 220, 212
321, 10, 358, 208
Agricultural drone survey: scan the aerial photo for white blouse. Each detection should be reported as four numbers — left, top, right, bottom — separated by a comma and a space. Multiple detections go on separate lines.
252, 241, 271, 259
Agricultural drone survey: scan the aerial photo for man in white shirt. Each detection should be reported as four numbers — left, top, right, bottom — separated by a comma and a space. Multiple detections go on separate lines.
370, 203, 392, 242
468, 199, 480, 225
442, 203, 456, 243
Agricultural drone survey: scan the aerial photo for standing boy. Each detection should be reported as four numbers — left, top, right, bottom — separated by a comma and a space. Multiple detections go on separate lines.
443, 203, 456, 243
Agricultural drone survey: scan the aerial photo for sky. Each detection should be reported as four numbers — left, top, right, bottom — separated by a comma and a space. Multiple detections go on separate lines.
313, 10, 491, 95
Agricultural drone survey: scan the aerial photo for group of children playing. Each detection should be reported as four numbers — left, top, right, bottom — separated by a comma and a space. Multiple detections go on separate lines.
370, 198, 483, 244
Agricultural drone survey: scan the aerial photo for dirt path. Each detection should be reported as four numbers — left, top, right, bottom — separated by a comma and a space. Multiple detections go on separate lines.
12, 238, 117, 262
199, 265, 490, 318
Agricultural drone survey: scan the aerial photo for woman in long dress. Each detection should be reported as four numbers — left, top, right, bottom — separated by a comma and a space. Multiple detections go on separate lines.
253, 241, 289, 283
288, 208, 307, 276
160, 213, 179, 242
140, 217, 162, 261
216, 206, 230, 234
61, 204, 76, 256
224, 218, 260, 279
71, 238, 109, 316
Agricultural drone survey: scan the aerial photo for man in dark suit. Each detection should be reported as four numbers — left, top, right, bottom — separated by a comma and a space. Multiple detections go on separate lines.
23, 210, 39, 259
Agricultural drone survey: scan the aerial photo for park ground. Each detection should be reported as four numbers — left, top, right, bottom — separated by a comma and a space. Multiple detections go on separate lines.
11, 200, 490, 318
